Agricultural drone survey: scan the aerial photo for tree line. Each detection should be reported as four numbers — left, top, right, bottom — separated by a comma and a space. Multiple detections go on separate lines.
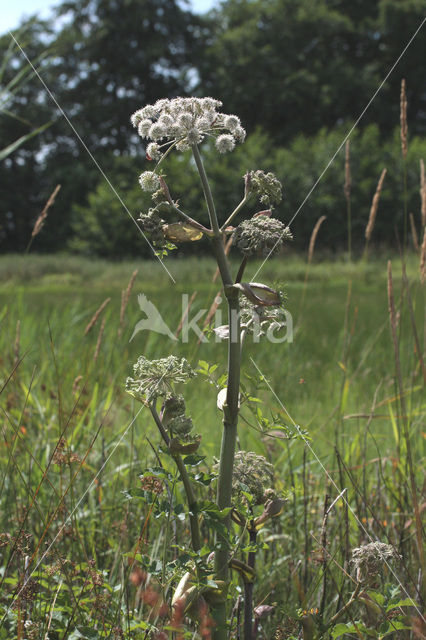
1, 0, 425, 256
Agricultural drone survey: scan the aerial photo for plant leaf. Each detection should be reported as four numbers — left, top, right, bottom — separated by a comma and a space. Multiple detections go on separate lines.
162, 222, 203, 242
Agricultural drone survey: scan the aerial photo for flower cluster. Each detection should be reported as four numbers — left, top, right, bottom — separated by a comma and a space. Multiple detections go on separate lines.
239, 293, 286, 336
352, 542, 399, 584
232, 451, 274, 505
233, 216, 292, 257
126, 356, 196, 402
162, 394, 193, 436
138, 209, 166, 246
247, 170, 283, 207
162, 393, 201, 453
131, 97, 246, 173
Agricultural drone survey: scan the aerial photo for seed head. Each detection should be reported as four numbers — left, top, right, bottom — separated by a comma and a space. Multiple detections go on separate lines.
138, 209, 166, 245
247, 170, 283, 206
233, 217, 292, 257
232, 451, 274, 505
352, 542, 399, 585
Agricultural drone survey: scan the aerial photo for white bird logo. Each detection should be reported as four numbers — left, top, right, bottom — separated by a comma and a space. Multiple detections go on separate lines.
130, 294, 177, 342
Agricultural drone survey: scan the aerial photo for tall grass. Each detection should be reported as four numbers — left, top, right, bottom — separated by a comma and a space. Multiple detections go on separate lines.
0, 253, 424, 637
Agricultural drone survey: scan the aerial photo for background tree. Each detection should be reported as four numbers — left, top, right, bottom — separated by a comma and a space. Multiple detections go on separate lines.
197, 0, 426, 145
1, 0, 425, 254
0, 0, 198, 252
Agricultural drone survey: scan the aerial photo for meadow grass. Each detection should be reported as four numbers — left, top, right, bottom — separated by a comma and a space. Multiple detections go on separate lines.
0, 253, 424, 638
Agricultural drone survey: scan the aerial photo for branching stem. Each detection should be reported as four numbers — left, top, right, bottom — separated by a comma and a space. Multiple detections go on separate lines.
149, 403, 201, 552
192, 143, 242, 639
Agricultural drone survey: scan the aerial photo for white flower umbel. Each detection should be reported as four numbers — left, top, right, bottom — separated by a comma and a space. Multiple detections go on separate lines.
126, 355, 196, 402
139, 171, 161, 192
131, 97, 246, 163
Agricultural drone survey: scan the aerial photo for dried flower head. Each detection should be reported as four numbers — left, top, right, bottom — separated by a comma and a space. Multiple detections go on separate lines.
138, 209, 166, 246
126, 356, 196, 401
237, 293, 287, 339
162, 394, 186, 423
167, 414, 194, 436
233, 216, 292, 257
247, 170, 283, 206
232, 451, 274, 505
131, 97, 246, 163
140, 473, 164, 495
352, 541, 399, 584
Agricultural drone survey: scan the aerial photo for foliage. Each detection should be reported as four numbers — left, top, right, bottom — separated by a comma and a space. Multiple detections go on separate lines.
1, 0, 426, 253
0, 256, 423, 638
70, 125, 426, 255
197, 0, 426, 144
0, 0, 198, 252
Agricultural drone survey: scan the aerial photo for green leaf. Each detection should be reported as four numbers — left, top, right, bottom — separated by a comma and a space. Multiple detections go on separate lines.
367, 590, 385, 606
0, 121, 52, 161
381, 621, 411, 636
69, 627, 100, 639
183, 454, 206, 466
386, 597, 417, 611
332, 621, 369, 638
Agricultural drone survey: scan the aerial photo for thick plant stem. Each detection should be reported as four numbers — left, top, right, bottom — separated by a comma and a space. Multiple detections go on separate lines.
173, 454, 201, 552
243, 527, 257, 640
192, 143, 242, 639
150, 404, 201, 552
192, 144, 221, 235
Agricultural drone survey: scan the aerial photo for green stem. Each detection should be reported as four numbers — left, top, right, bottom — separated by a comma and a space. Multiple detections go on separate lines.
149, 404, 201, 552
192, 144, 221, 236
192, 143, 242, 639
346, 196, 351, 262
329, 583, 362, 626
243, 526, 257, 640
173, 454, 202, 552
222, 195, 249, 231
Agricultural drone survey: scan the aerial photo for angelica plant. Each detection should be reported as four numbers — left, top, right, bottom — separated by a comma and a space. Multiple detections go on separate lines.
126, 97, 293, 639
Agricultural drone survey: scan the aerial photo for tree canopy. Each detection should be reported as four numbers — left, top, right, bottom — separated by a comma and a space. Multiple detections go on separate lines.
1, 0, 425, 254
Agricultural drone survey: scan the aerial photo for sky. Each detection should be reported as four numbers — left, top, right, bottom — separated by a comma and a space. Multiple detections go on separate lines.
1, 0, 217, 33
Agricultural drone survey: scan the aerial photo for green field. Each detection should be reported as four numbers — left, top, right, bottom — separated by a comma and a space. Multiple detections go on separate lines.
0, 253, 424, 638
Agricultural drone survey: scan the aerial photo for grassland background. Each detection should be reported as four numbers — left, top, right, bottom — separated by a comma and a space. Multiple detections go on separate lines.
0, 252, 424, 638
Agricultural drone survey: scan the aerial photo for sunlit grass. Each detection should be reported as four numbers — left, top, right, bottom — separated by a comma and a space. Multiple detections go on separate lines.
0, 253, 424, 637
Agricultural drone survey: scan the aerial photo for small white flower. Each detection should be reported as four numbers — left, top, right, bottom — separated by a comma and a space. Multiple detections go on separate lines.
178, 112, 194, 129
225, 115, 240, 132
140, 105, 157, 119
153, 98, 170, 112
130, 109, 144, 128
138, 119, 153, 138
196, 116, 212, 131
149, 122, 166, 141
139, 171, 160, 192
202, 97, 222, 110
158, 113, 174, 129
176, 139, 191, 152
234, 126, 246, 142
186, 127, 203, 145
146, 142, 162, 160
215, 134, 235, 153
